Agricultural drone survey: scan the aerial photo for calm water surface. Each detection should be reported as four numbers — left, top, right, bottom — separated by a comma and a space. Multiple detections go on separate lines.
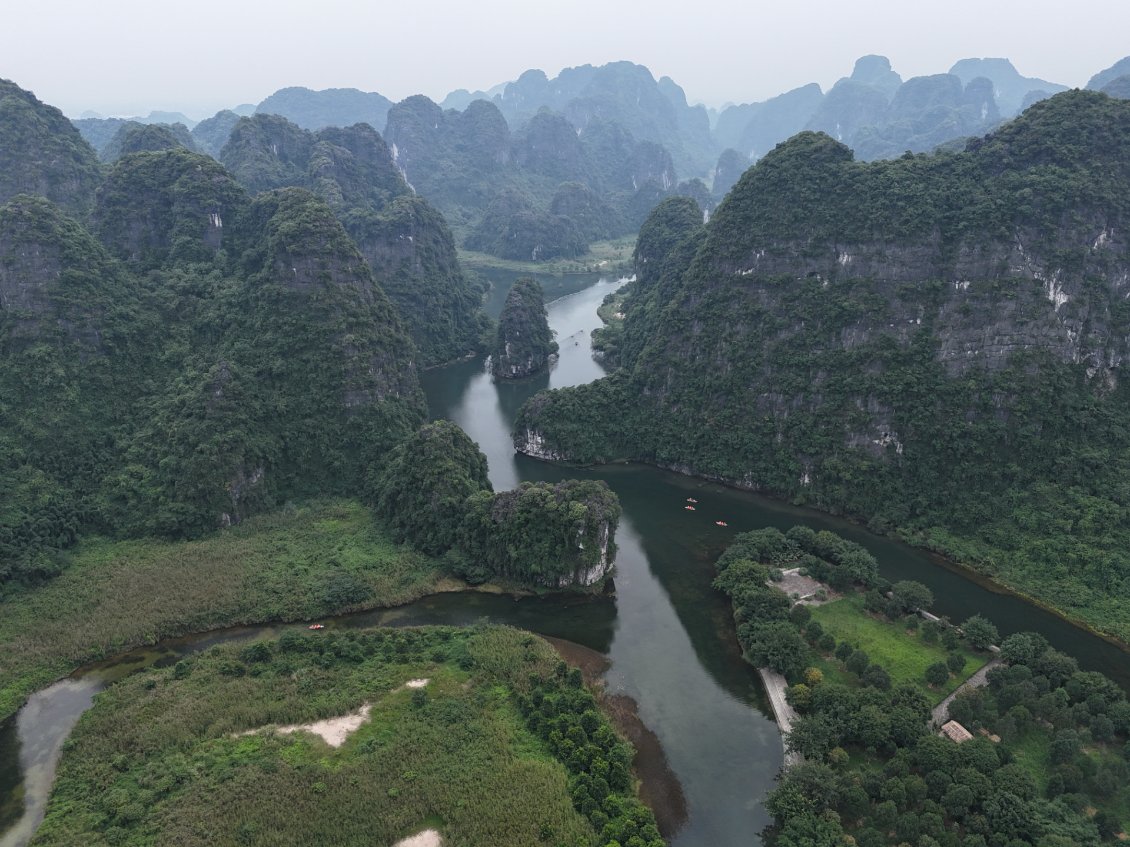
3, 271, 1130, 847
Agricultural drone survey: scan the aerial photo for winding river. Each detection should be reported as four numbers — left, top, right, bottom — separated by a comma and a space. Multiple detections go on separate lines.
3, 271, 1130, 847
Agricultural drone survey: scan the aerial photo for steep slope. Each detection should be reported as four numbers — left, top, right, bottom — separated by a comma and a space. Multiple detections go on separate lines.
491, 277, 557, 378
517, 91, 1130, 640
1, 141, 431, 582
99, 122, 196, 163
190, 109, 242, 157
94, 148, 246, 268
0, 196, 148, 582
0, 79, 102, 217
221, 114, 487, 364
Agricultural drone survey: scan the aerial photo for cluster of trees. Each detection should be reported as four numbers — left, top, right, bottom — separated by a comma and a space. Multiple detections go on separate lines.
518, 663, 664, 847
711, 527, 879, 678
372, 421, 620, 587
704, 530, 1130, 845
516, 91, 1130, 642
769, 631, 1130, 845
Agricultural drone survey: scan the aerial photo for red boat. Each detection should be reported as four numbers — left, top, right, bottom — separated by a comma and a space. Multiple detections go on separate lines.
308, 623, 325, 630
715, 521, 728, 527
685, 505, 696, 511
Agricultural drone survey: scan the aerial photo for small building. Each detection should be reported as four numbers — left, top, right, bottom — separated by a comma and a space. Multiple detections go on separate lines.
940, 720, 974, 743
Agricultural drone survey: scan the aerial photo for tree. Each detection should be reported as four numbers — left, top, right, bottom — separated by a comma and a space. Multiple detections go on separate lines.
961, 615, 999, 650
947, 651, 968, 674
747, 621, 812, 678
891, 580, 934, 612
846, 649, 870, 675
925, 662, 951, 686
999, 632, 1049, 666
369, 420, 491, 554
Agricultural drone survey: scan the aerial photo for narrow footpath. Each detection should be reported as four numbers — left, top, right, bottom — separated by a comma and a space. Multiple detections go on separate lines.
931, 657, 1003, 727
758, 667, 803, 769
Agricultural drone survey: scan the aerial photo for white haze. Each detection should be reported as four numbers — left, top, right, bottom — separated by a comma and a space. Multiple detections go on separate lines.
4, 0, 1128, 119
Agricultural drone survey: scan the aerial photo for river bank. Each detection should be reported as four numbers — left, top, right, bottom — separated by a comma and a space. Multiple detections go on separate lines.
0, 498, 611, 727
529, 453, 1130, 661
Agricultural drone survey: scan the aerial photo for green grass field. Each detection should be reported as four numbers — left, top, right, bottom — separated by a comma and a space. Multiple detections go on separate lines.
458, 236, 636, 276
30, 626, 601, 847
0, 499, 444, 723
810, 594, 990, 703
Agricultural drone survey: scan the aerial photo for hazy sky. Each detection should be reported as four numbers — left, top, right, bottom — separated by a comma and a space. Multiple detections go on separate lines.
5, 0, 1128, 118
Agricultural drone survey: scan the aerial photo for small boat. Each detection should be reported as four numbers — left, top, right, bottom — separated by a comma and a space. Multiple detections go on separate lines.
715, 521, 728, 527
686, 497, 698, 503
308, 623, 325, 630
685, 505, 696, 511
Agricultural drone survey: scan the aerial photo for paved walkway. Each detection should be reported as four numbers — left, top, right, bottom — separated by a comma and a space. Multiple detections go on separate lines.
931, 657, 1003, 727
759, 667, 803, 769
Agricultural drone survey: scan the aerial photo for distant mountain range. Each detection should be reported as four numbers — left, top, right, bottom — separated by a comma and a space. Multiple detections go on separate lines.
65, 54, 1130, 261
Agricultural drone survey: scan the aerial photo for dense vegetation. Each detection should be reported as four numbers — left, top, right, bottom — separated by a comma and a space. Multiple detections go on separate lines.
382, 93, 705, 261
0, 78, 102, 216
220, 114, 489, 364
0, 78, 498, 594
372, 422, 620, 588
0, 500, 442, 724
492, 277, 558, 378
33, 625, 659, 847
517, 91, 1130, 642
711, 529, 1130, 845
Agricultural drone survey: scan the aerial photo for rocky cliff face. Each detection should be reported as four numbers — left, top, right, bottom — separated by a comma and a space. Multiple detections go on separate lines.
221, 114, 485, 365
491, 277, 557, 378
514, 90, 1130, 634
94, 148, 247, 267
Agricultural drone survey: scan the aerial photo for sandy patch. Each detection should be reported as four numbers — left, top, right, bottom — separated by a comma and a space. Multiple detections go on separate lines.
239, 703, 371, 748
404, 678, 429, 689
393, 829, 442, 847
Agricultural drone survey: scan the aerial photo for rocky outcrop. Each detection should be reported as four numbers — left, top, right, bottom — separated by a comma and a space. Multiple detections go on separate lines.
221, 114, 486, 366
94, 148, 247, 267
492, 277, 558, 378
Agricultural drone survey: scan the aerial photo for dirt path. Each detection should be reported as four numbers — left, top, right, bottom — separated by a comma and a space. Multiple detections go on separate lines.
932, 658, 1003, 727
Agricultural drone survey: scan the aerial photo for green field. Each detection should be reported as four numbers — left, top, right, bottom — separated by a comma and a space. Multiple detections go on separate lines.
31, 625, 658, 847
810, 595, 989, 703
458, 236, 636, 276
0, 499, 445, 723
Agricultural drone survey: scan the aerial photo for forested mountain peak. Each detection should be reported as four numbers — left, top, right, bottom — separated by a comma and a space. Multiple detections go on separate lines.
516, 89, 1130, 641
221, 112, 486, 365
254, 85, 394, 132
94, 148, 247, 268
0, 79, 102, 218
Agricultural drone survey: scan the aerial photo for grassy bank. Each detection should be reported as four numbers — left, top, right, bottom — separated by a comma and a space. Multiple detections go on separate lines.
810, 595, 989, 705
0, 499, 443, 723
459, 236, 636, 276
31, 625, 660, 847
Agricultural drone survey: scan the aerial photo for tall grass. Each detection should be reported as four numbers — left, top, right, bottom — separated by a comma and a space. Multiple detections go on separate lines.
32, 626, 606, 847
0, 499, 443, 722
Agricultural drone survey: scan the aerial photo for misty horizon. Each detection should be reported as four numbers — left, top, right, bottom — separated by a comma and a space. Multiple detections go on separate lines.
4, 0, 1128, 120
